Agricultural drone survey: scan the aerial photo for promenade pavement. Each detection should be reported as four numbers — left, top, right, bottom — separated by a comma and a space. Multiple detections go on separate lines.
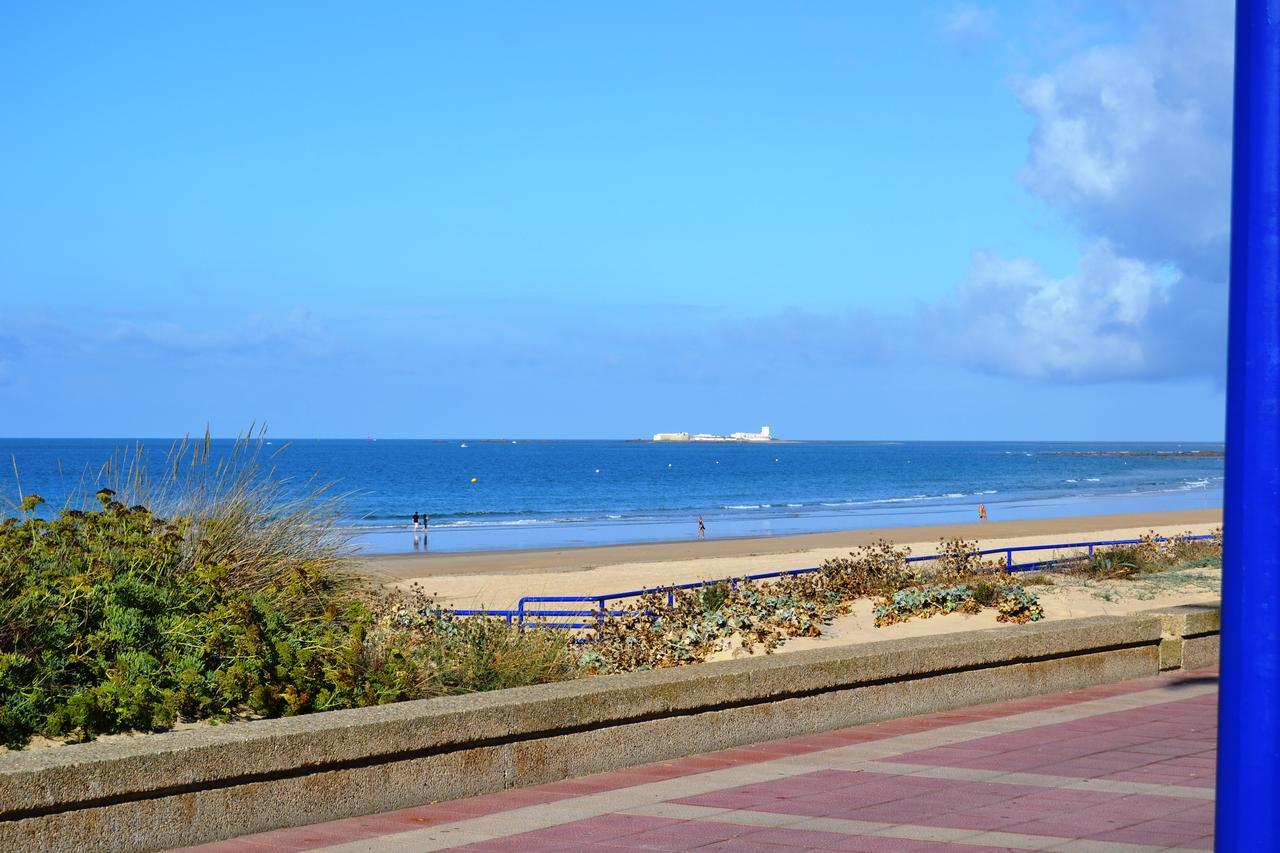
181, 669, 1218, 852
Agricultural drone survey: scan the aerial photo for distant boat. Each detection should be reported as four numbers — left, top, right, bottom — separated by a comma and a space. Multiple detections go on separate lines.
460, 443, 469, 448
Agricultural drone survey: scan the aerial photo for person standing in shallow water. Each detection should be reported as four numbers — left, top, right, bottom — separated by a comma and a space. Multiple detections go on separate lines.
978, 504, 987, 521
697, 516, 706, 539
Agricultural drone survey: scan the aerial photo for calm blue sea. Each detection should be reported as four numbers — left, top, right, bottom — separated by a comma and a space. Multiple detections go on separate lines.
0, 439, 1223, 554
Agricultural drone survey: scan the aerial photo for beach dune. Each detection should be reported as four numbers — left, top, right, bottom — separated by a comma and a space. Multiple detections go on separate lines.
360, 509, 1221, 611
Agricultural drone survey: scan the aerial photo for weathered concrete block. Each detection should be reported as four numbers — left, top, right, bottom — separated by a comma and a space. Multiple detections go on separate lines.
1143, 604, 1221, 671
1182, 635, 1221, 671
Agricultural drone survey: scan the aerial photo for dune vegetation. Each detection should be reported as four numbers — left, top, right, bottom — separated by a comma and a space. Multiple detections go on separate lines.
584, 538, 1046, 672
0, 433, 575, 749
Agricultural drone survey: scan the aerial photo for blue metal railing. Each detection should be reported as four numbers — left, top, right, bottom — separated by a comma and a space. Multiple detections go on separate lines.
446, 533, 1215, 629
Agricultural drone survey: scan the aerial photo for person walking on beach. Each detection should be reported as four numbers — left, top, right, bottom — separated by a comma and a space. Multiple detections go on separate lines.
978, 503, 987, 521
697, 516, 706, 540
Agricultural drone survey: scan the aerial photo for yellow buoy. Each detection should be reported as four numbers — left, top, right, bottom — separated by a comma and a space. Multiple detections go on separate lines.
470, 477, 478, 483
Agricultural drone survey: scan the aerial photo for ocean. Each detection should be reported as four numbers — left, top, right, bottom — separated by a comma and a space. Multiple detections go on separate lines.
0, 438, 1224, 554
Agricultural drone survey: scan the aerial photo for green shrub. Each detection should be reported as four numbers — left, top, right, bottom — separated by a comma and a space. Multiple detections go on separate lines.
807, 540, 917, 598
1073, 531, 1223, 580
930, 538, 1005, 582
698, 582, 730, 614
0, 436, 578, 749
873, 582, 1043, 627
971, 579, 999, 606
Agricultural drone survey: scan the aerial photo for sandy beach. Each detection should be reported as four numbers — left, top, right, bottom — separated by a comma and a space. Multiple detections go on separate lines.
360, 508, 1222, 610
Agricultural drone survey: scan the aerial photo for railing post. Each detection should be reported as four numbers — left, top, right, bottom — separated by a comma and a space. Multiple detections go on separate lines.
1006, 549, 1014, 570
1217, 3, 1280, 847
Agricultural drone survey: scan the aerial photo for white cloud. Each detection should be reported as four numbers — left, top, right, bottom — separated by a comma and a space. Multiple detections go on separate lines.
945, 0, 1233, 382
932, 241, 1165, 380
1014, 1, 1233, 278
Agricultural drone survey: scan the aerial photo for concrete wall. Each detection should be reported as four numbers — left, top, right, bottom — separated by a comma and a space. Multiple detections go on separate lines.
0, 605, 1218, 853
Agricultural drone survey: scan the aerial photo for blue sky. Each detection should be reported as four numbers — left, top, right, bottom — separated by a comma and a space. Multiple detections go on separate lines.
0, 2, 1232, 440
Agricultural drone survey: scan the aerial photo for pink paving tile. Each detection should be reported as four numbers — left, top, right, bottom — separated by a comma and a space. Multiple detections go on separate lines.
690, 840, 798, 852
459, 840, 600, 852
184, 829, 312, 852
1068, 798, 1188, 823
1104, 767, 1216, 787
1095, 817, 1211, 842
733, 830, 1031, 853
654, 755, 743, 773
680, 768, 1211, 842
444, 788, 574, 816
207, 804, 479, 851
487, 813, 679, 846
1087, 826, 1211, 847
885, 693, 1216, 782
731, 826, 869, 849
612, 819, 758, 850
890, 778, 1018, 809
1005, 817, 1124, 839
677, 788, 810, 812
534, 778, 631, 795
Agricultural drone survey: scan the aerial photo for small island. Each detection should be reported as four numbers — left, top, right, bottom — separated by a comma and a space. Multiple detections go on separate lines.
652, 425, 775, 442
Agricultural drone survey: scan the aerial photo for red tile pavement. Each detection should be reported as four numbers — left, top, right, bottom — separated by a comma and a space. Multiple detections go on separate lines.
885, 687, 1218, 792
178, 669, 1218, 852
678, 766, 1205, 836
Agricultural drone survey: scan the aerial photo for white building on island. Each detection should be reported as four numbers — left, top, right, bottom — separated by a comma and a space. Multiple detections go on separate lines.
652, 426, 773, 442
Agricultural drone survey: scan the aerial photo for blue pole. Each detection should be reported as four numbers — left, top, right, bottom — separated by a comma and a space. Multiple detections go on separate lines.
1217, 2, 1280, 848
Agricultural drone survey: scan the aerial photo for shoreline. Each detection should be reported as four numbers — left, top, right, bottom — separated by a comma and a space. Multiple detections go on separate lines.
359, 508, 1221, 586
